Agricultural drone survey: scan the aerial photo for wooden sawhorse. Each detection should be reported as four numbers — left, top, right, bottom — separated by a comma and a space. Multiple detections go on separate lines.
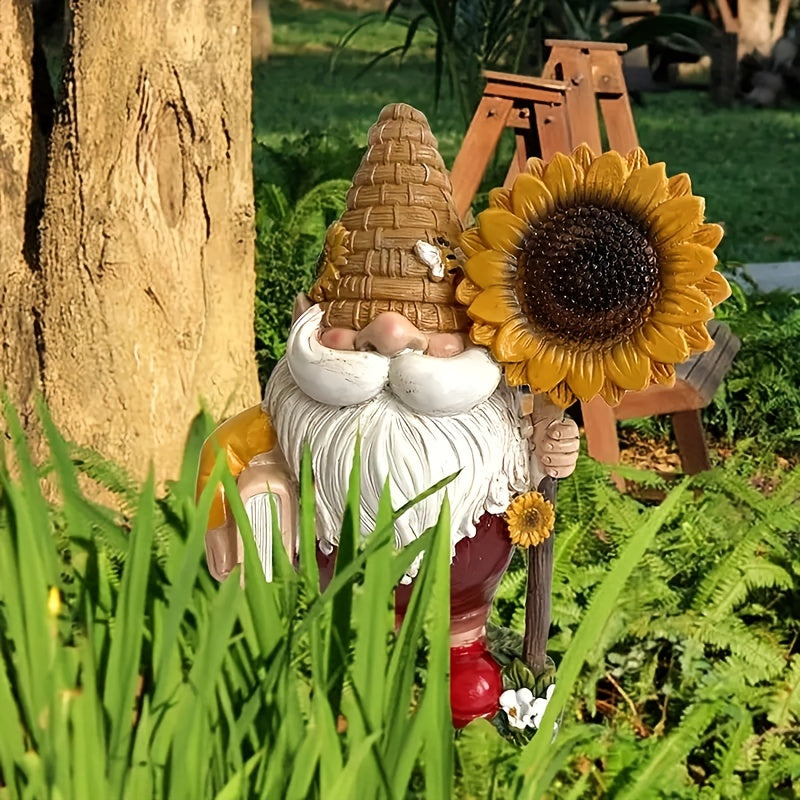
450, 40, 739, 480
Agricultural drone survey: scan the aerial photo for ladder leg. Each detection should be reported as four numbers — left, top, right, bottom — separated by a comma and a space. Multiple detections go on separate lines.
671, 409, 711, 474
533, 101, 572, 161
581, 397, 625, 490
450, 95, 514, 220
504, 129, 540, 187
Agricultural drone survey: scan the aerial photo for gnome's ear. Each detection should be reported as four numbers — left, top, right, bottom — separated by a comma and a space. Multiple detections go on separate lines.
292, 293, 314, 323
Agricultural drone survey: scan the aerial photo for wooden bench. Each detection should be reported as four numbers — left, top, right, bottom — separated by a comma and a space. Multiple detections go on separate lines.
449, 41, 740, 480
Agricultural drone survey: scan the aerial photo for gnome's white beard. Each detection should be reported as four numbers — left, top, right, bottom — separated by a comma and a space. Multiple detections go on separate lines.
262, 311, 532, 579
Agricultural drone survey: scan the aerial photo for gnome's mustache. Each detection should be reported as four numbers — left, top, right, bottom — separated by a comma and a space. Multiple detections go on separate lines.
286, 305, 503, 416
262, 350, 531, 578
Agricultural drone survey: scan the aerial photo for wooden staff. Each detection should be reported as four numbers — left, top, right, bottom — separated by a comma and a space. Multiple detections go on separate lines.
523, 474, 557, 675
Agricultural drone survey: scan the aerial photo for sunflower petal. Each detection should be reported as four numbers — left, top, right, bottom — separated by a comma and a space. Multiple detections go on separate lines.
470, 321, 498, 347
690, 223, 724, 250
583, 150, 627, 206
684, 323, 714, 352
600, 381, 626, 406
464, 249, 515, 288
650, 286, 714, 324
505, 360, 528, 386
489, 187, 513, 211
511, 173, 555, 224
649, 195, 706, 248
571, 142, 596, 176
667, 173, 692, 198
635, 320, 689, 363
568, 350, 606, 400
543, 152, 582, 208
605, 340, 651, 391
455, 277, 481, 305
468, 285, 520, 324
525, 157, 546, 179
650, 362, 676, 386
477, 208, 528, 254
549, 381, 575, 409
493, 318, 544, 362
695, 271, 732, 306
460, 228, 485, 258
527, 343, 570, 392
625, 147, 649, 170
618, 162, 668, 218
660, 243, 717, 286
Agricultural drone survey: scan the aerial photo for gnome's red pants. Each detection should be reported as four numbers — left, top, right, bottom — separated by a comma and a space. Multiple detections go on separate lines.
318, 513, 513, 728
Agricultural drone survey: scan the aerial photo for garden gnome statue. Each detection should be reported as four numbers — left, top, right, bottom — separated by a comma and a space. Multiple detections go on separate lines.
197, 103, 579, 728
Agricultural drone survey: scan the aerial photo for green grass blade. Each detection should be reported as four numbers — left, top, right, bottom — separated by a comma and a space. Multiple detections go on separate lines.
351, 480, 394, 736
298, 442, 320, 595
327, 731, 383, 799
104, 473, 156, 795
325, 441, 360, 717
516, 480, 689, 797
152, 449, 231, 704
418, 495, 453, 800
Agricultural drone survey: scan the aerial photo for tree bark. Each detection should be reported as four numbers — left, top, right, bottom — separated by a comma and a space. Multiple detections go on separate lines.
37, 0, 259, 483
0, 0, 47, 427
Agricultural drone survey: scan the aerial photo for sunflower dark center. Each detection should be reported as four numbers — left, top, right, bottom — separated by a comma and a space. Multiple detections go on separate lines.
515, 204, 660, 349
521, 508, 541, 529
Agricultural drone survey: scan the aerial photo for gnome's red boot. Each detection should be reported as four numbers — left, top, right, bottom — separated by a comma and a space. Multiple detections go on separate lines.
449, 639, 504, 728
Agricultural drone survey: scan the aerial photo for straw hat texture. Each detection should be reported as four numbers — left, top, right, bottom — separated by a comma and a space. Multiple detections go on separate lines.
309, 103, 468, 333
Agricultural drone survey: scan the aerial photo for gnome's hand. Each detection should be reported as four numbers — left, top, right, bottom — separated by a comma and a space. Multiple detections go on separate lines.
523, 406, 580, 479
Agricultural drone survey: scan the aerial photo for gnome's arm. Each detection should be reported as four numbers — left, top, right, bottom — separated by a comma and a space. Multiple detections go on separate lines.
197, 405, 298, 581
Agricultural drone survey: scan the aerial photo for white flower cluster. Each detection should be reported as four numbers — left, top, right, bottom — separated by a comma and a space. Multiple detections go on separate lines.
499, 684, 556, 731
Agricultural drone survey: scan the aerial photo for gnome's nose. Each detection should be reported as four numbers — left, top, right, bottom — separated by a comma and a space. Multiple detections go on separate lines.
355, 312, 429, 356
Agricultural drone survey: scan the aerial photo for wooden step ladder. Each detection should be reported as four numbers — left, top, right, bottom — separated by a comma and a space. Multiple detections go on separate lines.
450, 40, 739, 481
451, 40, 639, 219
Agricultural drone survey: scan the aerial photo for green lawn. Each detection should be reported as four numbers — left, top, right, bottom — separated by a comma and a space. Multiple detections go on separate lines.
256, 1, 800, 263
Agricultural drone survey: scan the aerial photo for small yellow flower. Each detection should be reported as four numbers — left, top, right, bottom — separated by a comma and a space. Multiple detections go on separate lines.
47, 586, 62, 618
310, 221, 350, 303
458, 145, 731, 408
505, 492, 555, 548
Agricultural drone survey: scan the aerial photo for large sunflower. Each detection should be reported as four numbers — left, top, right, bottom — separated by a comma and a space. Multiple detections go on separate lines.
456, 145, 731, 408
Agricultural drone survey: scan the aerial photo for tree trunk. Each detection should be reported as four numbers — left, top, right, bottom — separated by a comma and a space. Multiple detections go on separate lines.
737, 0, 773, 58
0, 0, 47, 427
37, 0, 259, 483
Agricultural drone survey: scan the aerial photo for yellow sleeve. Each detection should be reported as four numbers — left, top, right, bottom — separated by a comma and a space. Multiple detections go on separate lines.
196, 405, 277, 529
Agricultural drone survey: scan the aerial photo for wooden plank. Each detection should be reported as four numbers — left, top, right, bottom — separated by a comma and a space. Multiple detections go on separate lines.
590, 50, 630, 94
676, 323, 740, 406
611, 0, 661, 15
560, 51, 604, 154
450, 95, 514, 220
614, 380, 704, 419
534, 101, 572, 159
693, 342, 740, 405
545, 38, 628, 53
484, 80, 567, 106
483, 70, 567, 91
599, 95, 639, 153
672, 409, 711, 474
583, 395, 621, 462
508, 107, 535, 130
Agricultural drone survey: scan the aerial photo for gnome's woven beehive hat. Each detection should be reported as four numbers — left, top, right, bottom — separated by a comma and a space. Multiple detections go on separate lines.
309, 103, 468, 333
